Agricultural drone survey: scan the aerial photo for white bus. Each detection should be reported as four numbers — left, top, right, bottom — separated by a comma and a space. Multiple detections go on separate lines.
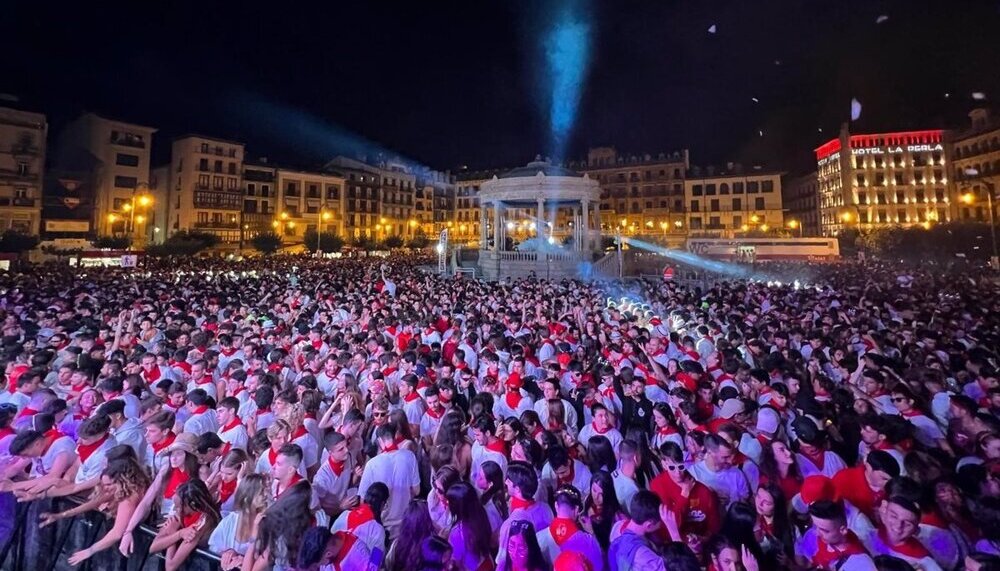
686, 237, 840, 262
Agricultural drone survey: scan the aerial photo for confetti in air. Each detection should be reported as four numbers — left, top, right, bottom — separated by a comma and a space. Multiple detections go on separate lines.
751, 97, 759, 103
945, 93, 951, 99
876, 15, 889, 24
707, 24, 717, 34
972, 92, 987, 100
774, 60, 781, 66
758, 130, 764, 137
851, 98, 862, 121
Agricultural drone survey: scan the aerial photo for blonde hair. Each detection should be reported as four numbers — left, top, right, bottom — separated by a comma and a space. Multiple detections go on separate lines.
233, 473, 269, 516
279, 403, 305, 431
266, 419, 292, 440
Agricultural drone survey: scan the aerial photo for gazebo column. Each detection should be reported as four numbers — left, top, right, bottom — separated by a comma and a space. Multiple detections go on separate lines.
573, 205, 582, 250
492, 201, 503, 251
480, 203, 488, 247
581, 199, 591, 251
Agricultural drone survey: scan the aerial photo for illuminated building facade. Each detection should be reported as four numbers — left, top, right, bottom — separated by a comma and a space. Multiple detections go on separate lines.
166, 135, 245, 245
0, 106, 46, 235
949, 108, 1000, 222
783, 172, 820, 237
684, 168, 784, 238
816, 125, 950, 236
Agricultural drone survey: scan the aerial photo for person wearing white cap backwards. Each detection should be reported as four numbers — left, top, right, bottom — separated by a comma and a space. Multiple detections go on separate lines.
741, 406, 781, 465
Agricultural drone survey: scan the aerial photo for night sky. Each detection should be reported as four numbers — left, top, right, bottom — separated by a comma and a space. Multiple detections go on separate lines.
3, 0, 999, 174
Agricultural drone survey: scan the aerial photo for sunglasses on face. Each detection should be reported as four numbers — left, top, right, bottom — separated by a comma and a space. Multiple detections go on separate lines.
372, 411, 388, 417
665, 464, 685, 472
890, 397, 907, 403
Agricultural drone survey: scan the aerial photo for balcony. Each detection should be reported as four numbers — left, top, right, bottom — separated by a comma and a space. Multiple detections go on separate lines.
9, 144, 40, 156
193, 191, 241, 210
0, 197, 37, 208
0, 169, 39, 183
194, 221, 240, 229
109, 133, 146, 149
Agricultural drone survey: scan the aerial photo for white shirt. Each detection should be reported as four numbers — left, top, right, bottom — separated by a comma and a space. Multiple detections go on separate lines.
183, 409, 219, 436
470, 441, 509, 485
114, 393, 143, 420
687, 460, 751, 506
218, 421, 249, 452
111, 418, 147, 460
34, 434, 75, 477
358, 449, 420, 534
291, 430, 320, 469
534, 398, 579, 431
537, 522, 605, 571
331, 509, 386, 556
795, 451, 848, 479
74, 436, 117, 484
612, 470, 640, 513
208, 512, 255, 556
313, 456, 354, 508
578, 424, 623, 453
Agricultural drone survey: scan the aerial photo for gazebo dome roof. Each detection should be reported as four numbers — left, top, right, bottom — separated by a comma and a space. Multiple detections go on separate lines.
499, 157, 582, 179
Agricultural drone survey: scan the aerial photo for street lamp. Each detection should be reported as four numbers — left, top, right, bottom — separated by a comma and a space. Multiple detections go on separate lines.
787, 219, 802, 237
961, 184, 999, 269
316, 210, 333, 256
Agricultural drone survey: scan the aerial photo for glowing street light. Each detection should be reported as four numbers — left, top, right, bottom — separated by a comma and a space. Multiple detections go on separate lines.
787, 219, 802, 237
107, 213, 118, 223
136, 195, 152, 207
750, 214, 760, 224
760, 224, 770, 232
741, 224, 750, 232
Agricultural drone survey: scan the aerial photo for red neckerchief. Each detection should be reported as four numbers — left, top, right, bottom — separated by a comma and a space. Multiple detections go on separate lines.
143, 367, 161, 383
219, 478, 238, 504
311, 339, 324, 350
485, 439, 507, 456
221, 418, 242, 433
801, 447, 826, 470
511, 496, 535, 511
870, 388, 889, 399
657, 425, 678, 436
196, 375, 214, 386
550, 516, 580, 546
328, 455, 346, 476
758, 514, 774, 537
557, 463, 575, 486
16, 406, 37, 419
152, 432, 176, 454
275, 473, 303, 498
899, 409, 923, 418
347, 503, 376, 530
42, 428, 68, 454
416, 378, 432, 390
439, 393, 452, 405
0, 427, 14, 440
403, 392, 420, 403
504, 390, 523, 410
381, 442, 399, 454
590, 421, 610, 435
105, 391, 122, 400
877, 528, 931, 559
267, 447, 279, 466
192, 405, 209, 415
813, 531, 869, 569
77, 435, 109, 463
163, 468, 190, 499
331, 531, 359, 571
220, 347, 238, 357
182, 511, 202, 529
292, 426, 309, 440
70, 381, 90, 393
425, 406, 444, 420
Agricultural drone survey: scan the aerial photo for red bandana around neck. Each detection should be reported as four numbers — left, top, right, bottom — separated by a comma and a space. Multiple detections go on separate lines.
347, 503, 376, 530
328, 455, 346, 476
485, 439, 508, 455
192, 405, 209, 416
511, 496, 535, 511
505, 391, 523, 410
163, 468, 190, 499
381, 442, 399, 454
77, 435, 109, 462
550, 517, 580, 546
219, 478, 238, 504
221, 418, 242, 433
152, 432, 176, 454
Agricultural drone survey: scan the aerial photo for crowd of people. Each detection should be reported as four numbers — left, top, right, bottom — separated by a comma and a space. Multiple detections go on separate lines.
0, 253, 997, 571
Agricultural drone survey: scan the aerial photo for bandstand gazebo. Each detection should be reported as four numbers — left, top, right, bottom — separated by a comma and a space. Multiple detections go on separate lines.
477, 158, 603, 280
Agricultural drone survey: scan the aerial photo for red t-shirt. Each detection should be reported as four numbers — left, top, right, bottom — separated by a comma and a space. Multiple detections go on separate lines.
650, 472, 721, 540
833, 466, 881, 520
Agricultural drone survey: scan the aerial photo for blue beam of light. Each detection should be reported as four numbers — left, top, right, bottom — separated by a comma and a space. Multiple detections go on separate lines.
543, 2, 592, 164
223, 92, 427, 172
622, 237, 760, 280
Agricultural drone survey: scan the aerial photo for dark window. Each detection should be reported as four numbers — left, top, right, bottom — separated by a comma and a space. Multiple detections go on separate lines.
228, 163, 237, 175
710, 216, 721, 227
115, 153, 139, 167
692, 185, 703, 196
705, 184, 717, 195
732, 198, 742, 210
214, 160, 223, 173
761, 180, 774, 193
114, 175, 137, 188
200, 143, 209, 153
199, 158, 209, 171
213, 176, 224, 190
875, 173, 885, 186
755, 197, 765, 209
720, 183, 730, 195
733, 182, 744, 194
747, 181, 759, 193
327, 185, 340, 199
710, 199, 720, 211
856, 174, 866, 186
690, 217, 703, 229
198, 174, 209, 188
894, 173, 904, 185
690, 200, 700, 212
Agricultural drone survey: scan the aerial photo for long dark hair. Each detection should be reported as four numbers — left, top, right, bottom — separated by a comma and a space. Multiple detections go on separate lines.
257, 480, 313, 564
586, 435, 617, 473
363, 482, 390, 524
757, 483, 794, 563
757, 440, 801, 485
176, 479, 222, 529
584, 469, 622, 549
417, 536, 452, 571
388, 500, 435, 571
719, 501, 765, 562
446, 482, 492, 563
480, 460, 509, 520
503, 519, 547, 571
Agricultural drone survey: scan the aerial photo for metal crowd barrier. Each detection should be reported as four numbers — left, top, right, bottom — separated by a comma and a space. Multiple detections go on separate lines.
0, 493, 221, 571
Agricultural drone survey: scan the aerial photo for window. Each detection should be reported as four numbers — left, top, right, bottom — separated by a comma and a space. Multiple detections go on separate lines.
705, 184, 716, 195
754, 197, 765, 209
690, 200, 700, 212
213, 176, 223, 189
116, 153, 139, 167
198, 174, 210, 188
856, 174, 866, 186
733, 182, 744, 194
913, 154, 924, 167
673, 169, 681, 178
761, 180, 774, 193
720, 183, 730, 195
876, 193, 886, 205
197, 212, 208, 223
228, 178, 237, 190
894, 173, 904, 185
935, 189, 945, 202
308, 184, 319, 198
897, 209, 907, 222
113, 198, 127, 210
875, 173, 885, 186
747, 181, 759, 193
858, 193, 868, 204
916, 189, 925, 203
710, 199, 720, 211
915, 172, 924, 184
326, 185, 340, 199
733, 215, 742, 228
690, 217, 703, 229
692, 185, 703, 196
214, 160, 223, 173
261, 184, 270, 197
199, 158, 209, 171
674, 199, 683, 211
645, 201, 653, 209
114, 175, 137, 188
895, 191, 905, 203
710, 216, 721, 227
201, 143, 209, 153
286, 182, 298, 195
228, 163, 237, 175
732, 198, 742, 210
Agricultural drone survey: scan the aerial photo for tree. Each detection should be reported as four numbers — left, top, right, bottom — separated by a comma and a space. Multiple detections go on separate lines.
406, 235, 431, 249
251, 232, 284, 255
303, 230, 345, 254
0, 231, 39, 254
145, 230, 220, 257
383, 235, 404, 249
353, 236, 378, 252
93, 235, 132, 250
